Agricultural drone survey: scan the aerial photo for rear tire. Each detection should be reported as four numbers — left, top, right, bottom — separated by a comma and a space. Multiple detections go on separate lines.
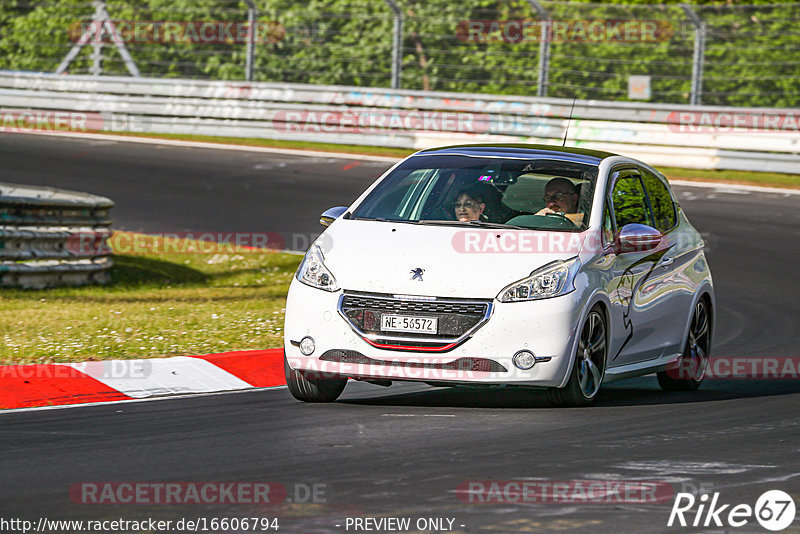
657, 298, 710, 391
284, 354, 347, 402
550, 306, 607, 407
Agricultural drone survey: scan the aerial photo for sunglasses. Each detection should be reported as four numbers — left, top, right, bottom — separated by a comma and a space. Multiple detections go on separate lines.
453, 201, 479, 210
543, 192, 574, 202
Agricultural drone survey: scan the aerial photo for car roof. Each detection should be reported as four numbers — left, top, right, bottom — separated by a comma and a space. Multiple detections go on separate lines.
414, 143, 617, 165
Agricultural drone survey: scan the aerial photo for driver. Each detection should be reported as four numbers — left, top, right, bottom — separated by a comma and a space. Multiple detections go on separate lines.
535, 177, 583, 225
453, 190, 486, 222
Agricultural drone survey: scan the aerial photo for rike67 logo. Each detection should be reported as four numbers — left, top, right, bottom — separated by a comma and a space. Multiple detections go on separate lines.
668, 490, 796, 531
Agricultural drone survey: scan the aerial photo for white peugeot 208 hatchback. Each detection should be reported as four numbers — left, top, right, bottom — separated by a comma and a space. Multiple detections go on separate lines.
284, 144, 714, 406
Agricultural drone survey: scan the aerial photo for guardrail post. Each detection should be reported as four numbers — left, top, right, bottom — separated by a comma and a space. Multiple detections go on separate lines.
526, 0, 551, 98
681, 4, 706, 106
243, 0, 257, 81
90, 1, 104, 75
56, 0, 140, 76
383, 0, 403, 89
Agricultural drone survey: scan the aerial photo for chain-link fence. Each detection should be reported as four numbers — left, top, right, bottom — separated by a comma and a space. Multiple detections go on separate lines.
1, 0, 798, 107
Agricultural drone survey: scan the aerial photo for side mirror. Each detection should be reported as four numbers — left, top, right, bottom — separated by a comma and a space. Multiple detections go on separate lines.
319, 206, 348, 227
616, 223, 661, 253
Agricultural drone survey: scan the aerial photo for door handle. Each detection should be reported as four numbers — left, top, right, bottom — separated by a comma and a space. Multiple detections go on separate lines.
660, 256, 674, 267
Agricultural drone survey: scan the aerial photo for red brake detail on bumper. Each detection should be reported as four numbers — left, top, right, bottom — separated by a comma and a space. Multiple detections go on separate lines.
361, 337, 458, 352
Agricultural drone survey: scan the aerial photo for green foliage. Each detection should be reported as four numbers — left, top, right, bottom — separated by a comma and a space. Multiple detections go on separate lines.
641, 172, 676, 231
0, 0, 797, 106
611, 175, 651, 228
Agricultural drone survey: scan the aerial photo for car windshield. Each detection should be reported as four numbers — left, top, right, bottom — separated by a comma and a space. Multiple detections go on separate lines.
351, 154, 598, 231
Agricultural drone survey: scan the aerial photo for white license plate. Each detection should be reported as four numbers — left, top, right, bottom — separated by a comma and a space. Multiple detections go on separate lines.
380, 314, 438, 334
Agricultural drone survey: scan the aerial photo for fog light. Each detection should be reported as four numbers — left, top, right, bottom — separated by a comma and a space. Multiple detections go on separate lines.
299, 336, 316, 356
513, 350, 536, 370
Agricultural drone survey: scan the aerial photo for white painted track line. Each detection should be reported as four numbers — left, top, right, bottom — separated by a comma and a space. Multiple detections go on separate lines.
0, 386, 287, 415
60, 357, 253, 398
670, 179, 800, 195
16, 130, 401, 162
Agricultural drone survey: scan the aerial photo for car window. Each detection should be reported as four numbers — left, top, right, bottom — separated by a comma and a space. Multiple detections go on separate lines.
611, 174, 654, 228
351, 154, 599, 230
354, 168, 438, 220
501, 174, 584, 213
501, 173, 548, 212
641, 171, 677, 232
602, 202, 614, 246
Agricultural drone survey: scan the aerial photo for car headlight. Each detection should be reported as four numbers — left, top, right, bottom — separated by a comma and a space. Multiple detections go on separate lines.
497, 257, 580, 302
296, 245, 339, 291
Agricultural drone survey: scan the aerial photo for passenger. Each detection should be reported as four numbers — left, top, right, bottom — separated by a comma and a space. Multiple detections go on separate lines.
535, 177, 583, 225
453, 189, 486, 222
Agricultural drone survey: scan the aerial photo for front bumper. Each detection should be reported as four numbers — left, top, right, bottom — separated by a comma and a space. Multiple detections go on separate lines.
283, 280, 583, 387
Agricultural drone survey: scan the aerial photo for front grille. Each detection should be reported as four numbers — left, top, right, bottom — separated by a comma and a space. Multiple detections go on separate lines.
341, 295, 487, 315
339, 292, 492, 346
320, 349, 508, 372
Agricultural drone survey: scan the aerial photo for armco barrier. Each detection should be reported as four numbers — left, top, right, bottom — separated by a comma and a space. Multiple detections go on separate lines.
0, 182, 113, 289
1, 71, 799, 173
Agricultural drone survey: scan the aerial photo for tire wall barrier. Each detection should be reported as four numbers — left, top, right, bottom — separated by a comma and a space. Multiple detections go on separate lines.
0, 182, 114, 289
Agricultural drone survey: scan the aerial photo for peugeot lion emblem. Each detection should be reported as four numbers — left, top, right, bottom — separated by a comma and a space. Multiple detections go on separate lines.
410, 268, 425, 281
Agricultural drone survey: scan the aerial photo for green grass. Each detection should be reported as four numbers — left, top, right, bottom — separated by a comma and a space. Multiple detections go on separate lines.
0, 233, 301, 365
113, 132, 800, 189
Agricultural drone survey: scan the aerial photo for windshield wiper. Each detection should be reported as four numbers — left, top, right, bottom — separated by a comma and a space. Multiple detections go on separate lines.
352, 217, 529, 230
352, 216, 398, 222
351, 216, 425, 225
466, 220, 527, 230
419, 220, 526, 230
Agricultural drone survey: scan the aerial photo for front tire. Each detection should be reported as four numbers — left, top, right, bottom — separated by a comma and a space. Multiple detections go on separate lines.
657, 298, 710, 391
284, 354, 347, 402
550, 306, 607, 407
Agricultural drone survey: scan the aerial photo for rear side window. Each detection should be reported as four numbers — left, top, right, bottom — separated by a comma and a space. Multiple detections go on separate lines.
611, 174, 653, 228
602, 203, 614, 246
641, 171, 677, 231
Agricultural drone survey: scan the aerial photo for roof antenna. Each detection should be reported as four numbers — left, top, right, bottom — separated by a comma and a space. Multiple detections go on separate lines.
562, 97, 577, 147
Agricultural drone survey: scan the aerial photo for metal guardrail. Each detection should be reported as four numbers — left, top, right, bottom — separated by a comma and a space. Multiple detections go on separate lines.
0, 182, 114, 289
1, 72, 799, 173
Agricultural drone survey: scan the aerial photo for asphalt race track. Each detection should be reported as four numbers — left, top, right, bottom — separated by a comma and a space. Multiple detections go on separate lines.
2, 133, 799, 533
